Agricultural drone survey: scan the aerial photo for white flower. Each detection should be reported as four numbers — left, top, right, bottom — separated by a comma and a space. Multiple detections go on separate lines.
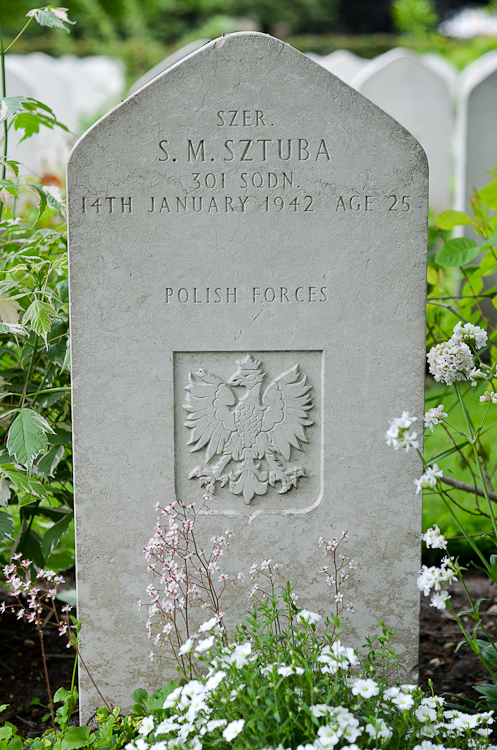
155, 718, 180, 734
480, 391, 497, 404
396, 429, 419, 452
138, 716, 155, 736
205, 719, 227, 732
222, 719, 245, 741
365, 718, 392, 740
392, 692, 414, 710
296, 609, 322, 625
205, 670, 226, 692
427, 339, 474, 385
383, 686, 401, 698
430, 590, 451, 609
178, 638, 193, 655
277, 665, 294, 677
351, 678, 379, 698
417, 563, 456, 596
162, 686, 182, 708
230, 642, 252, 667
416, 704, 437, 723
310, 704, 329, 717
421, 524, 447, 549
451, 321, 488, 350
195, 636, 214, 653
316, 724, 341, 748
450, 712, 479, 730
199, 616, 218, 632
386, 412, 419, 451
421, 695, 444, 707
424, 405, 447, 432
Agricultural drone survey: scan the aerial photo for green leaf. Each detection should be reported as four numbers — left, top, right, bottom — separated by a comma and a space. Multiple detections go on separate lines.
48, 426, 72, 446
19, 531, 44, 567
7, 409, 54, 468
7, 737, 22, 750
36, 444, 64, 478
23, 299, 56, 341
41, 511, 73, 559
60, 726, 91, 750
481, 179, 497, 209
0, 97, 27, 125
0, 322, 28, 336
3, 466, 49, 501
31, 8, 75, 32
436, 237, 481, 267
435, 209, 473, 230
0, 510, 14, 542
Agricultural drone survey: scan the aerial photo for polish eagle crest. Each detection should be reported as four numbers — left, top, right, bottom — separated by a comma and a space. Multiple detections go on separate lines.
183, 355, 314, 504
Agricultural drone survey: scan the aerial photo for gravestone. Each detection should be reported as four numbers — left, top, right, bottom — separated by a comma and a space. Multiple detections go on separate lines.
318, 50, 366, 85
421, 53, 458, 98
68, 32, 428, 720
3, 61, 39, 175
129, 40, 210, 95
455, 52, 497, 223
353, 48, 453, 213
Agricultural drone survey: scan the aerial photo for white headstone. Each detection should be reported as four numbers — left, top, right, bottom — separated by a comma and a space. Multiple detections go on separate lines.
353, 48, 453, 213
68, 32, 427, 720
421, 53, 458, 98
455, 52, 497, 221
318, 50, 367, 85
129, 40, 210, 95
59, 55, 125, 130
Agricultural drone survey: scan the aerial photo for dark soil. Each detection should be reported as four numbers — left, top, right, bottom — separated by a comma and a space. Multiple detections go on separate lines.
1, 570, 497, 740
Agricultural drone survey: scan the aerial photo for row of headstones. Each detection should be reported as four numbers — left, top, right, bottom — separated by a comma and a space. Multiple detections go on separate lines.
4, 52, 124, 178
131, 40, 497, 218
5, 42, 497, 218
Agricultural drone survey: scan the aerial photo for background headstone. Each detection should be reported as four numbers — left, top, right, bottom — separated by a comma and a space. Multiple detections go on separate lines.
68, 32, 427, 720
316, 49, 367, 85
129, 40, 210, 94
353, 48, 453, 213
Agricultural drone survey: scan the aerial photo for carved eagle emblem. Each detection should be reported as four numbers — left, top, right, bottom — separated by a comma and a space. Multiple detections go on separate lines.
183, 355, 314, 504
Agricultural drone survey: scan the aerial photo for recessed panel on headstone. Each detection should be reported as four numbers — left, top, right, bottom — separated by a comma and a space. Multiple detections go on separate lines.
68, 32, 428, 720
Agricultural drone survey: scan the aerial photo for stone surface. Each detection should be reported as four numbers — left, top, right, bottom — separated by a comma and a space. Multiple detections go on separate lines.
455, 51, 497, 223
354, 48, 453, 213
68, 32, 428, 720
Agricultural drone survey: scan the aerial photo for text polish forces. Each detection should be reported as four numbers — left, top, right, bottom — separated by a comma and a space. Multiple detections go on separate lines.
164, 287, 328, 304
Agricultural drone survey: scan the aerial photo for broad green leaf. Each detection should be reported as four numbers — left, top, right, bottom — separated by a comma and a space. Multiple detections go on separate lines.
7, 409, 54, 468
29, 8, 75, 32
427, 266, 438, 285
48, 426, 72, 446
7, 736, 22, 750
41, 511, 73, 559
435, 209, 473, 230
60, 726, 91, 750
481, 179, 497, 209
436, 237, 481, 267
0, 97, 26, 124
0, 510, 14, 542
2, 466, 49, 500
23, 299, 56, 341
35, 445, 64, 479
482, 226, 497, 249
18, 530, 44, 567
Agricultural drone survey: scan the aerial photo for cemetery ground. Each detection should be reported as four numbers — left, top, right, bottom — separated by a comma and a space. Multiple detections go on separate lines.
1, 568, 497, 740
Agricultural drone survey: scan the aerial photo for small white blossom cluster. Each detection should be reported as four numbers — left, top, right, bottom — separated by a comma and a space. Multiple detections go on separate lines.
421, 524, 447, 550
414, 464, 443, 494
143, 499, 234, 662
423, 405, 447, 433
123, 630, 494, 750
317, 531, 356, 619
417, 557, 457, 609
480, 390, 497, 404
2, 555, 72, 637
427, 322, 488, 386
386, 411, 419, 451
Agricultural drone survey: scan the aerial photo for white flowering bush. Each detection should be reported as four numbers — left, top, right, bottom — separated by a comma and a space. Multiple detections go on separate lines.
125, 594, 494, 750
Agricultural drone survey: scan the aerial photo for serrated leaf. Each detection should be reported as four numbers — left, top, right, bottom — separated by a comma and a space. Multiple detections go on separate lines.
41, 511, 73, 559
0, 322, 28, 336
35, 444, 64, 479
23, 299, 56, 342
0, 297, 21, 325
436, 237, 481, 267
481, 179, 497, 209
0, 474, 11, 506
435, 209, 473, 230
7, 409, 54, 468
0, 97, 27, 125
31, 8, 74, 32
0, 510, 14, 542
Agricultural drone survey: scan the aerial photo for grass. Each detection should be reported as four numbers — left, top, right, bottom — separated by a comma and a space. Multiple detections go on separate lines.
423, 379, 497, 563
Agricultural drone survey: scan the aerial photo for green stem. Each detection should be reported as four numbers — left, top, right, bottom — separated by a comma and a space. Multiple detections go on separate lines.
4, 18, 33, 54
0, 22, 7, 222
440, 489, 490, 571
